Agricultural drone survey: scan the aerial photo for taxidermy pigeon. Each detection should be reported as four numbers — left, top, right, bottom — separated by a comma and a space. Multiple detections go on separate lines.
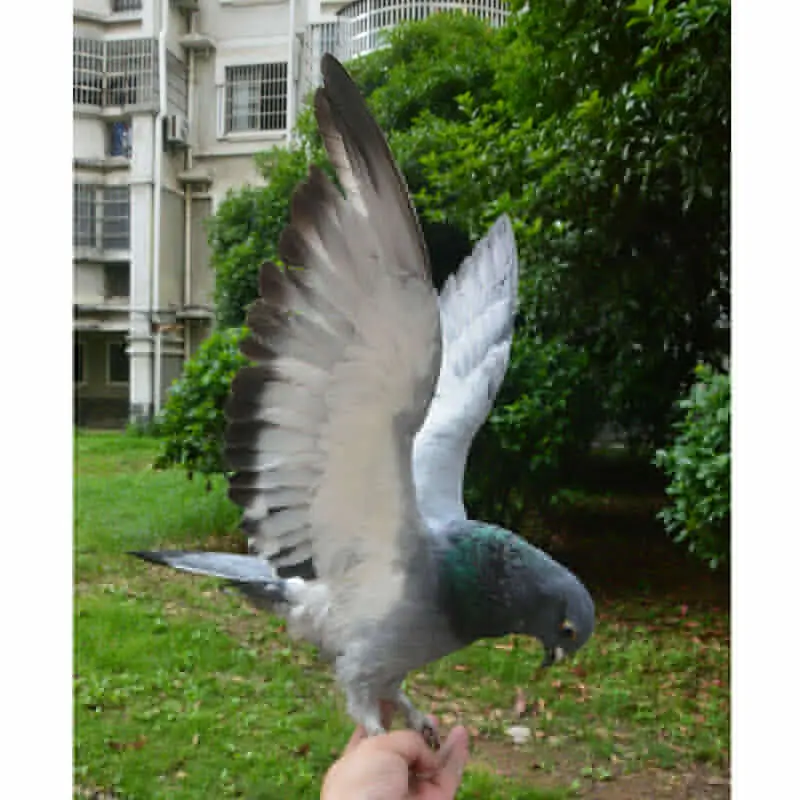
133, 54, 594, 745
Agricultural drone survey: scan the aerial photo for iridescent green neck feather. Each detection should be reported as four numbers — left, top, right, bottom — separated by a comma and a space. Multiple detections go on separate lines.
435, 522, 545, 642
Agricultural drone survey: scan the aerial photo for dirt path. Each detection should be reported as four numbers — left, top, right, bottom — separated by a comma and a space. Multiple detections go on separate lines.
471, 737, 730, 798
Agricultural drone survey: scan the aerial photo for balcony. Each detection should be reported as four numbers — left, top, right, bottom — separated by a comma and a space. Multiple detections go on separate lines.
303, 0, 509, 89
73, 37, 159, 112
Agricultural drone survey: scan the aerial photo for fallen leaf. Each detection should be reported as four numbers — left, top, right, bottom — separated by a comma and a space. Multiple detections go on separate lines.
494, 643, 514, 651
571, 665, 587, 678
108, 735, 147, 752
453, 664, 469, 672
294, 743, 311, 757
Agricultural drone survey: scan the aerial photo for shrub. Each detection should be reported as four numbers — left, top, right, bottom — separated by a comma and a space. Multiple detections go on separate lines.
207, 146, 316, 328
154, 328, 249, 479
654, 364, 730, 569
464, 333, 597, 533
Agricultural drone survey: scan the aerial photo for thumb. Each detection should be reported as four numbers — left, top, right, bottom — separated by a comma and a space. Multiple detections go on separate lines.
433, 726, 469, 793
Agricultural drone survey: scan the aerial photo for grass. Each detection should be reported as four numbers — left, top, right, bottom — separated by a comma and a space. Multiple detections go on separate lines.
74, 432, 729, 798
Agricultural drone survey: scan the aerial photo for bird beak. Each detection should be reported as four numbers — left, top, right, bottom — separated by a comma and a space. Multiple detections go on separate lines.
541, 646, 566, 668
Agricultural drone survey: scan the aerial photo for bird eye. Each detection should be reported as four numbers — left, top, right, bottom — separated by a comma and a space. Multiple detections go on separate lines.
560, 620, 577, 640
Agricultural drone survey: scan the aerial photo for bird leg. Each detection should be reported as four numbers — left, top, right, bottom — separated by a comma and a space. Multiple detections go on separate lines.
394, 690, 440, 750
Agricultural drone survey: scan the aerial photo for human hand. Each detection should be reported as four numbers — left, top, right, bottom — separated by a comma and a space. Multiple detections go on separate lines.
321, 720, 469, 800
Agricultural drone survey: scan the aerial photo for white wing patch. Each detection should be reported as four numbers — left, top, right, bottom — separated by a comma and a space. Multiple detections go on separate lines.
412, 215, 519, 533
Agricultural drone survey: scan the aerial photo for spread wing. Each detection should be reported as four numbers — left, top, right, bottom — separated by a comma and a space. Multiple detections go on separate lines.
412, 215, 519, 533
225, 55, 441, 628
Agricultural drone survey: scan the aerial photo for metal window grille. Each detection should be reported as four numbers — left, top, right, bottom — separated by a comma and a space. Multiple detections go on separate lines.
101, 187, 131, 251
73, 184, 97, 248
302, 22, 342, 93
224, 63, 288, 133
73, 185, 130, 251
73, 37, 159, 109
73, 37, 104, 106
112, 0, 142, 11
105, 39, 158, 107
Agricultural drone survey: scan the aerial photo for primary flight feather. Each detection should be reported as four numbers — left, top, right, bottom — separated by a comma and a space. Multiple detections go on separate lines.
133, 54, 594, 744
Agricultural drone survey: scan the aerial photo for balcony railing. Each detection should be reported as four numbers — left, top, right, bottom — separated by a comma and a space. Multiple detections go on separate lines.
73, 37, 159, 110
302, 1, 509, 94
112, 0, 143, 11
339, 0, 508, 60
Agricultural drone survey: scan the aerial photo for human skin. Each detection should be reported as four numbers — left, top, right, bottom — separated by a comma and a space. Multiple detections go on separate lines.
321, 717, 469, 800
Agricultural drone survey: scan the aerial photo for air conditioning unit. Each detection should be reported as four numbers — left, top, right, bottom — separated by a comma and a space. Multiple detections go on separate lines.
166, 113, 189, 146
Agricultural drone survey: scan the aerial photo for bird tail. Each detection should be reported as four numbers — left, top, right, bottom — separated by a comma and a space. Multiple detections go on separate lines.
130, 550, 290, 608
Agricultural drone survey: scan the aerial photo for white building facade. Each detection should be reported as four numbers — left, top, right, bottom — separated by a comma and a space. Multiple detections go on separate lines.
72, 0, 508, 426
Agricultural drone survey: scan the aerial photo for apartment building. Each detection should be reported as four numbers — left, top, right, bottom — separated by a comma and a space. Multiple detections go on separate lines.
72, 0, 508, 427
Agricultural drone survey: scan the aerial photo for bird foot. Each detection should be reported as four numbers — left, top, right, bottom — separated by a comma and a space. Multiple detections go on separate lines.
395, 691, 440, 750
419, 717, 440, 750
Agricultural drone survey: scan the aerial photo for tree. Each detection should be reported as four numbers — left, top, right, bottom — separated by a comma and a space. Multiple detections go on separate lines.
415, 0, 730, 448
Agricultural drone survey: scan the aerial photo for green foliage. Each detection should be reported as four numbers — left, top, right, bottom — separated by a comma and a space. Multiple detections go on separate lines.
654, 365, 730, 569
154, 328, 249, 478
187, 4, 730, 525
465, 332, 596, 530
415, 0, 730, 447
75, 433, 730, 797
207, 147, 317, 328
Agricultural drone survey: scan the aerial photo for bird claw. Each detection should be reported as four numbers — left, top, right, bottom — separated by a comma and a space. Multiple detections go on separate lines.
420, 718, 440, 751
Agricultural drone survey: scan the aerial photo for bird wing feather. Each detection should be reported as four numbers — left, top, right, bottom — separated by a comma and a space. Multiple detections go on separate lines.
225, 55, 441, 632
412, 215, 519, 533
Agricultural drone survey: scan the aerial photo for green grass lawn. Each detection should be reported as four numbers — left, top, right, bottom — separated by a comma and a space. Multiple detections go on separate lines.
74, 432, 729, 798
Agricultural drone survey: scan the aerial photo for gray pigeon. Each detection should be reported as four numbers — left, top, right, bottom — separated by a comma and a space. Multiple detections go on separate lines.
133, 54, 594, 745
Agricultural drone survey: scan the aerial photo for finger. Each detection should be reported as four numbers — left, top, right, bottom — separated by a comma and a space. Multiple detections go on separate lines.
433, 726, 469, 792
373, 730, 440, 775
343, 724, 368, 755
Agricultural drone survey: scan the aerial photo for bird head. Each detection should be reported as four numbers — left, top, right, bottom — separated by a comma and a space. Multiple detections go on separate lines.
519, 570, 595, 669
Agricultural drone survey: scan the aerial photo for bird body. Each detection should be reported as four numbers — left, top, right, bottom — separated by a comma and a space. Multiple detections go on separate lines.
133, 54, 594, 743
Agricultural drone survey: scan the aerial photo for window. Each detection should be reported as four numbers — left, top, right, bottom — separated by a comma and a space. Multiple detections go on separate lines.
107, 341, 129, 385
107, 121, 132, 158
112, 0, 142, 11
73, 185, 130, 251
73, 37, 103, 106
224, 63, 287, 133
73, 184, 97, 248
74, 342, 85, 385
101, 187, 131, 250
73, 37, 159, 109
104, 264, 130, 299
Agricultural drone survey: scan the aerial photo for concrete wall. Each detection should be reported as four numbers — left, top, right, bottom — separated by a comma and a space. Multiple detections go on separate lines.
73, 117, 107, 160
75, 264, 107, 305
158, 187, 186, 311
190, 197, 214, 308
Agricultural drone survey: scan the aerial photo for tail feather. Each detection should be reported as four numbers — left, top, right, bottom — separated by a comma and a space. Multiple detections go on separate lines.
130, 550, 276, 583
130, 550, 295, 608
